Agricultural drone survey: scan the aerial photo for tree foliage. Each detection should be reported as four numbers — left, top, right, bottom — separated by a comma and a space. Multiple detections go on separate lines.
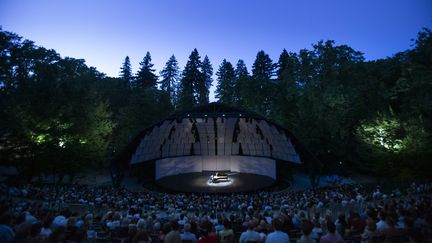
177, 48, 203, 110
135, 52, 157, 89
1, 27, 431, 179
198, 55, 213, 105
0, 29, 115, 178
215, 59, 236, 104
159, 55, 180, 107
251, 50, 275, 115
120, 56, 132, 87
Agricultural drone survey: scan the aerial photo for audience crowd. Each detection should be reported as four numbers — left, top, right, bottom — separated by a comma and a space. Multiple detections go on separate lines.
0, 180, 431, 242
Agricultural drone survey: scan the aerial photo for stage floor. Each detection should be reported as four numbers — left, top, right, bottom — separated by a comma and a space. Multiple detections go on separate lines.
155, 171, 275, 193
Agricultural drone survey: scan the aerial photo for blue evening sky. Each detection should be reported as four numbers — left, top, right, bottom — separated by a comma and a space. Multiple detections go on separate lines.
1, 0, 431, 99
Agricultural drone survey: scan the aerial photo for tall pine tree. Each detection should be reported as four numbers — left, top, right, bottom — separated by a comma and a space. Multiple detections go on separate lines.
119, 56, 132, 87
273, 49, 300, 127
251, 50, 274, 114
215, 59, 236, 104
178, 49, 202, 110
135, 52, 157, 89
160, 55, 180, 106
235, 59, 250, 106
198, 55, 213, 105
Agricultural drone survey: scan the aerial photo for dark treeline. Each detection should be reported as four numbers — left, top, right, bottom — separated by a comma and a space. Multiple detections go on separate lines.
1, 27, 431, 180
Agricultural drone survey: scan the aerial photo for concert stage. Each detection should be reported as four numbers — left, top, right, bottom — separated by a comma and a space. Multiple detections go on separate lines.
122, 103, 305, 193
156, 171, 275, 193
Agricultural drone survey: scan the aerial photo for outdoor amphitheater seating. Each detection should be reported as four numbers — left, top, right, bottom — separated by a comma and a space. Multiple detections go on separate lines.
0, 181, 431, 242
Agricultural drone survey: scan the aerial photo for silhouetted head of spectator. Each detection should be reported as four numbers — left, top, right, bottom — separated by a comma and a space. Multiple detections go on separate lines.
200, 220, 212, 236
378, 211, 387, 221
184, 223, 192, 232
366, 207, 377, 220
49, 226, 65, 241
327, 221, 336, 234
302, 220, 313, 236
223, 218, 231, 229
171, 220, 179, 231
248, 219, 257, 230
366, 218, 376, 231
272, 217, 284, 231
338, 213, 347, 226
15, 222, 32, 239
30, 222, 42, 238
386, 216, 396, 227
162, 222, 172, 234
133, 229, 149, 243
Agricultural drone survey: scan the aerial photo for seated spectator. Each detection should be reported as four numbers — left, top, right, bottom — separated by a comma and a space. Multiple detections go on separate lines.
266, 217, 289, 243
296, 220, 317, 243
320, 221, 344, 243
116, 218, 131, 239
160, 222, 172, 242
292, 212, 306, 230
311, 219, 322, 237
239, 219, 261, 243
64, 216, 78, 241
15, 222, 33, 242
348, 212, 365, 234
380, 216, 401, 238
178, 213, 187, 227
164, 220, 181, 243
375, 211, 389, 233
52, 214, 67, 230
46, 226, 66, 242
40, 215, 53, 240
133, 229, 151, 243
254, 220, 267, 242
197, 221, 217, 243
136, 218, 146, 231
405, 217, 424, 243
74, 228, 88, 242
361, 218, 376, 243
0, 212, 15, 243
181, 223, 197, 243
30, 222, 42, 242
335, 213, 348, 237
217, 219, 234, 243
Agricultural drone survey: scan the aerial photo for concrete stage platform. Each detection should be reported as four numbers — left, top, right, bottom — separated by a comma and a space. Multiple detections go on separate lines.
155, 171, 275, 193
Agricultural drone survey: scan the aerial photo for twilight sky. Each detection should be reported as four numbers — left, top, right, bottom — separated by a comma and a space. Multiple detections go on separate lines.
1, 0, 431, 99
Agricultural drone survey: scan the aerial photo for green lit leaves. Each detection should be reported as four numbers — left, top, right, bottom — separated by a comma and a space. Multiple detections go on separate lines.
357, 114, 404, 152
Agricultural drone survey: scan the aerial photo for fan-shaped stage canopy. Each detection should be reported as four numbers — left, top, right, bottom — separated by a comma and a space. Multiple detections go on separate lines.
129, 102, 301, 165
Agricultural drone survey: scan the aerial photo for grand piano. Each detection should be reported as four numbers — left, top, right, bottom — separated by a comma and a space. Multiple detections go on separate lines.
210, 172, 229, 183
